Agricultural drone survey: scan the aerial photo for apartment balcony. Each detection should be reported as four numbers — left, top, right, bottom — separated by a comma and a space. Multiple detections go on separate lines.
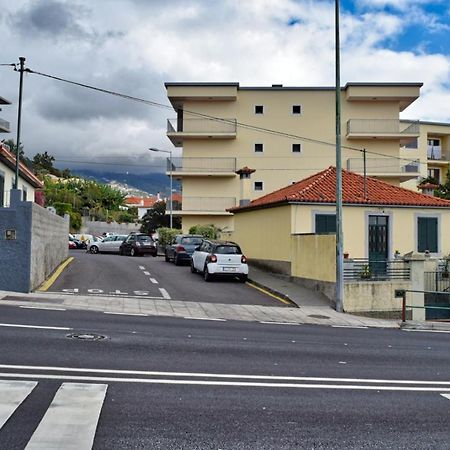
171, 197, 236, 216
346, 157, 421, 180
0, 118, 10, 133
167, 157, 237, 178
427, 146, 450, 166
346, 119, 419, 143
167, 118, 237, 147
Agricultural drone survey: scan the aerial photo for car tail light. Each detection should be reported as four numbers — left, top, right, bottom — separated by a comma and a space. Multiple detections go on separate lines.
241, 255, 247, 263
210, 254, 217, 263
176, 245, 186, 252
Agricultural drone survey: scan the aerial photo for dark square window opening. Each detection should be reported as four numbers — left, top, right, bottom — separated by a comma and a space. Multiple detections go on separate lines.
292, 105, 302, 115
254, 105, 264, 114
254, 143, 264, 153
315, 214, 336, 235
254, 181, 263, 191
418, 217, 438, 253
292, 143, 302, 153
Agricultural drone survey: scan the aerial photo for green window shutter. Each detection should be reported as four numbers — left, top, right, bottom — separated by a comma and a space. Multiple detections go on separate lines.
418, 217, 438, 252
315, 214, 336, 234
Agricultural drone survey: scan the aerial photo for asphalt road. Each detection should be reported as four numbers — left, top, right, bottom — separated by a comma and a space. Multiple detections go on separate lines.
49, 250, 286, 307
0, 305, 449, 449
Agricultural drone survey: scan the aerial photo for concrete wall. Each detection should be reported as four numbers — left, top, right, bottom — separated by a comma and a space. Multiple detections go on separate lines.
0, 191, 69, 292
81, 219, 140, 236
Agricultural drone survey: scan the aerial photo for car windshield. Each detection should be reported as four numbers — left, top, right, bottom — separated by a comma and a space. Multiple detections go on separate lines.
181, 237, 203, 245
137, 235, 153, 242
215, 245, 241, 254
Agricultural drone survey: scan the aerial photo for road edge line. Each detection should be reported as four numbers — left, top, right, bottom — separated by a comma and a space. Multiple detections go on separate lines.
37, 257, 74, 292
246, 280, 298, 307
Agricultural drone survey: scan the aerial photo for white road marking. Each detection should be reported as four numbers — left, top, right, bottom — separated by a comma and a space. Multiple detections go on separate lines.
149, 278, 158, 284
441, 394, 450, 401
62, 289, 78, 293
0, 323, 72, 331
26, 383, 107, 450
139, 266, 146, 270
47, 292, 166, 300
0, 372, 449, 392
1, 364, 449, 386
0, 380, 37, 429
109, 290, 128, 295
332, 325, 368, 329
143, 271, 151, 276
104, 312, 147, 317
259, 321, 300, 326
19, 306, 67, 311
159, 288, 171, 299
184, 317, 226, 322
402, 329, 450, 334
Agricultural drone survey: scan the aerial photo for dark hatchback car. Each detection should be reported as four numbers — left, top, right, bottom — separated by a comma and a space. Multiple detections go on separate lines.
165, 234, 204, 265
119, 233, 157, 257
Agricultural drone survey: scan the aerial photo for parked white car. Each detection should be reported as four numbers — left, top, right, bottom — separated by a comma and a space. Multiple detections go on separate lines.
191, 240, 248, 282
87, 235, 128, 254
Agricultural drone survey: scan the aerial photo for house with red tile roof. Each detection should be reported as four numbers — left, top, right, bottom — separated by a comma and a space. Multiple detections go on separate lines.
125, 193, 182, 219
228, 167, 450, 275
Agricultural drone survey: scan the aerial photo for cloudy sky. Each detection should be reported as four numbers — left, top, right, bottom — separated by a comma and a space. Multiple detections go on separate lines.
1, 0, 449, 173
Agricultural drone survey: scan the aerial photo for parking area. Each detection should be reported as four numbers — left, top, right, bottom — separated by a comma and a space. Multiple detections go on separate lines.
47, 250, 289, 307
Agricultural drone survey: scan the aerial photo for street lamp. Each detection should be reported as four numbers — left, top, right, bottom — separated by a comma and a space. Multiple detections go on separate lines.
149, 147, 173, 228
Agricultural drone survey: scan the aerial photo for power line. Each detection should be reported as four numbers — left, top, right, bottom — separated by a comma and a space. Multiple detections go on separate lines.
19, 66, 429, 170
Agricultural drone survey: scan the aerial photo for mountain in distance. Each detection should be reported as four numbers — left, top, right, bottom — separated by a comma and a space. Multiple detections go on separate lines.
71, 169, 180, 196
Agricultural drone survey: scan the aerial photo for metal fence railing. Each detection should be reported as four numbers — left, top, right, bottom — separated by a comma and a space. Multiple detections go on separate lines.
344, 258, 410, 282
168, 157, 236, 173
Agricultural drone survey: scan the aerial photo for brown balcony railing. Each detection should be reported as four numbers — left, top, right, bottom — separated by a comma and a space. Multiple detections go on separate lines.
347, 119, 419, 135
168, 157, 236, 173
167, 118, 237, 134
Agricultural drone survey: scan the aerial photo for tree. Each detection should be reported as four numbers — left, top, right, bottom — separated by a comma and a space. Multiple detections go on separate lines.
3, 139, 33, 168
140, 201, 181, 234
33, 151, 58, 175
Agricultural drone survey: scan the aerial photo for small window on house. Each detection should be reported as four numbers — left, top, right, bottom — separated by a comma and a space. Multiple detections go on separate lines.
254, 181, 264, 191
427, 168, 440, 183
292, 143, 302, 153
254, 105, 264, 115
315, 214, 336, 235
254, 143, 264, 153
22, 186, 27, 202
418, 217, 438, 253
404, 138, 418, 149
292, 105, 302, 115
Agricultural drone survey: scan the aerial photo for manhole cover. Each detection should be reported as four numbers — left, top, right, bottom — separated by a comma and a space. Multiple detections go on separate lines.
308, 314, 330, 320
66, 333, 107, 341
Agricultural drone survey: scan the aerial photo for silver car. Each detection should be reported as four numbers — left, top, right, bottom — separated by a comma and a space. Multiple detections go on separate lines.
87, 235, 128, 254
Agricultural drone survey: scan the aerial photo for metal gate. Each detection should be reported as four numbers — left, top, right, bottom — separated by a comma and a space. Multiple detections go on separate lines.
424, 270, 450, 320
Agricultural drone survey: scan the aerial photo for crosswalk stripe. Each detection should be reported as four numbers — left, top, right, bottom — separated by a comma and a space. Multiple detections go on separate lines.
0, 380, 37, 430
26, 383, 107, 450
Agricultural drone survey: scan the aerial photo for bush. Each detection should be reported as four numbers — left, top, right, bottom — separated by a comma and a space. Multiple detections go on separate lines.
157, 227, 181, 246
188, 224, 220, 239
69, 211, 82, 231
116, 212, 135, 223
53, 202, 72, 216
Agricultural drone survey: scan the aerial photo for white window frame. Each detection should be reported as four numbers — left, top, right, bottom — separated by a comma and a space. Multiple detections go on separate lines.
254, 181, 264, 192
254, 143, 264, 153
254, 105, 265, 115
291, 104, 302, 115
292, 143, 302, 153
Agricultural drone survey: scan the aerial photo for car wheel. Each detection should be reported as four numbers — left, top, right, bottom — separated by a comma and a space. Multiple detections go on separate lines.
174, 255, 181, 266
203, 265, 212, 282
190, 261, 197, 273
90, 246, 98, 254
130, 248, 136, 257
119, 248, 123, 255
165, 252, 170, 262
240, 274, 248, 283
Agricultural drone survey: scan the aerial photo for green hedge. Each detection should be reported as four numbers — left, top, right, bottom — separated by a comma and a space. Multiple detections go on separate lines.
188, 224, 220, 239
157, 227, 181, 246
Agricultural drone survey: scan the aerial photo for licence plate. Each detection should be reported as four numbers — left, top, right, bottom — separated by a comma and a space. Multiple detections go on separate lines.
222, 267, 237, 272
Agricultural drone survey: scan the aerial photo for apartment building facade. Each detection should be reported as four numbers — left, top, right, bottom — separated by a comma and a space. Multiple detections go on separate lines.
165, 82, 423, 232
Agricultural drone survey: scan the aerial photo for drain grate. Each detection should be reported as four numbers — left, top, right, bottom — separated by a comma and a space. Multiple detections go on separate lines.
308, 314, 330, 320
66, 333, 107, 341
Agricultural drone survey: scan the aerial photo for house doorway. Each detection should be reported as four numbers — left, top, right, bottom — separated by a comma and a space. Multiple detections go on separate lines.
368, 215, 389, 275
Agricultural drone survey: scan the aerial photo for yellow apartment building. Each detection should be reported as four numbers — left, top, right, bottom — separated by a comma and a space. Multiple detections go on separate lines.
165, 82, 426, 232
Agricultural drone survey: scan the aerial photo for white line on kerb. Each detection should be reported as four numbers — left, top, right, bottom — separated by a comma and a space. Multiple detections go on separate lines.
143, 271, 151, 276
0, 372, 449, 392
332, 325, 368, 329
0, 323, 72, 331
1, 364, 449, 386
402, 329, 450, 334
19, 306, 67, 311
259, 321, 300, 326
149, 278, 158, 284
159, 288, 171, 299
104, 312, 147, 317
184, 317, 226, 322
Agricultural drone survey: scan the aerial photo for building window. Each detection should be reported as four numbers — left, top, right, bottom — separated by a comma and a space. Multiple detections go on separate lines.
417, 217, 438, 253
404, 138, 418, 149
427, 138, 440, 147
254, 181, 264, 191
254, 143, 264, 153
427, 168, 440, 183
315, 214, 336, 234
22, 186, 28, 202
254, 105, 264, 115
292, 143, 302, 153
292, 105, 302, 115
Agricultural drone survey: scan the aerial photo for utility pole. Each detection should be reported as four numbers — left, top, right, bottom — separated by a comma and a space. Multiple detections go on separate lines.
335, 1, 344, 313
363, 148, 367, 200
14, 56, 26, 189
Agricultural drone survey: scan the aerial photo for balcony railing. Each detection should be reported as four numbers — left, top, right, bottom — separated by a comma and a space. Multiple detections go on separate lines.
427, 146, 449, 162
167, 118, 237, 134
168, 157, 236, 174
347, 119, 419, 136
346, 158, 420, 174
344, 258, 410, 282
177, 197, 236, 212
0, 118, 10, 132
